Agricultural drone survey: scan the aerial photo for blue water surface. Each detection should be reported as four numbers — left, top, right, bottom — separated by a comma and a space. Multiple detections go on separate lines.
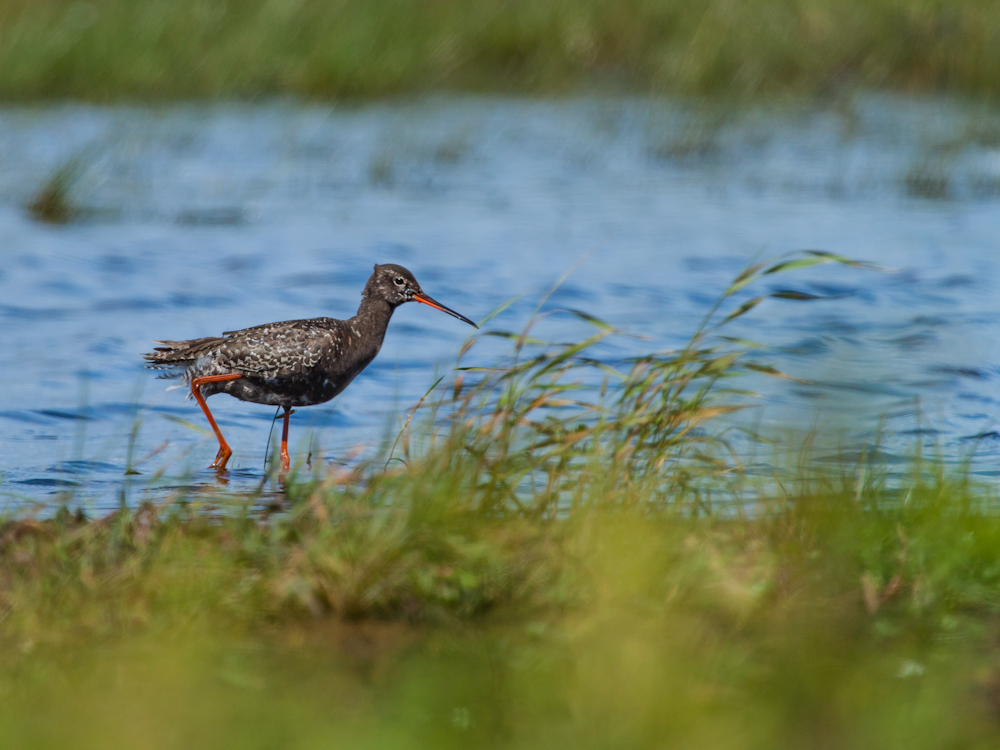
2, 96, 1000, 510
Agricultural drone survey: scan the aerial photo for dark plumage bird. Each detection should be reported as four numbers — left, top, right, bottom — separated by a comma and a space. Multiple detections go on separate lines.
144, 264, 477, 472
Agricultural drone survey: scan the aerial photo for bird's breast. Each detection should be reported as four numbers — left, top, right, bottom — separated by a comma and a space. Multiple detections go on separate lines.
290, 341, 378, 404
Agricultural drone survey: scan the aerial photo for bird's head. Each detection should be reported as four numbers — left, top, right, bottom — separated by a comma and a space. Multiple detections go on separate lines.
365, 263, 478, 327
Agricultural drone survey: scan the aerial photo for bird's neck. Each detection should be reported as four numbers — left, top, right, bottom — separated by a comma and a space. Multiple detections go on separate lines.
353, 295, 395, 343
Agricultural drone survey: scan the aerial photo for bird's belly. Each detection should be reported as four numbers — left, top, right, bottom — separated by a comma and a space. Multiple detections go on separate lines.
212, 371, 351, 408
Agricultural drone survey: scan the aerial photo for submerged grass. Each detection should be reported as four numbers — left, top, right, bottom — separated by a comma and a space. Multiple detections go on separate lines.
26, 156, 85, 223
3, 0, 1000, 101
4, 253, 1000, 746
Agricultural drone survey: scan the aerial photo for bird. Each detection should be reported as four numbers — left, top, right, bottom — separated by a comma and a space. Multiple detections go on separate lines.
144, 263, 477, 473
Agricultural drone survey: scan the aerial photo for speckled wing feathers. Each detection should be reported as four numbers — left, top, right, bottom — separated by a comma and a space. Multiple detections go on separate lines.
143, 318, 345, 381
218, 322, 340, 379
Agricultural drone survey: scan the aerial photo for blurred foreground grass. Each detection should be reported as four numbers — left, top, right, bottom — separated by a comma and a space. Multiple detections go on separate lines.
4, 464, 1000, 748
4, 255, 1000, 747
2, 0, 1000, 101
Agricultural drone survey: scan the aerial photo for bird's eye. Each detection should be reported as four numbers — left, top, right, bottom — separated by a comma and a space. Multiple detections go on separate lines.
394, 277, 405, 286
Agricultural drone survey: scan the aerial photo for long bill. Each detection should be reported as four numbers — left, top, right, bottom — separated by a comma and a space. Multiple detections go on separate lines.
412, 293, 478, 328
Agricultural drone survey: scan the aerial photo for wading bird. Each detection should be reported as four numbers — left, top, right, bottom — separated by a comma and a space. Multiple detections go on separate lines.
144, 264, 477, 473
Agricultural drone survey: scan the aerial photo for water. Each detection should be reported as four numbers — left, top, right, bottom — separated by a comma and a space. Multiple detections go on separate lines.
2, 96, 1000, 509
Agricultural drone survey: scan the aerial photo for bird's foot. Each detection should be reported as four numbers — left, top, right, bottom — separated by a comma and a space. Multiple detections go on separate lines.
209, 445, 233, 471
279, 447, 290, 475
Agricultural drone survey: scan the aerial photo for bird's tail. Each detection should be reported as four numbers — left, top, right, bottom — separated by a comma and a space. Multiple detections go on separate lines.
142, 336, 226, 380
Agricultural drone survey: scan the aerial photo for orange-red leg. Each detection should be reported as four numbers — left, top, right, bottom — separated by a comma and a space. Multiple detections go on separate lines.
280, 407, 291, 474
190, 373, 243, 470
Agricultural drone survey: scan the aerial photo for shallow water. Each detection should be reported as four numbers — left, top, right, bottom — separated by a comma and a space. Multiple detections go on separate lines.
2, 96, 1000, 509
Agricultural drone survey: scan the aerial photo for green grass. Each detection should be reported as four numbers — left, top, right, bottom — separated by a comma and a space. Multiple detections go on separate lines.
3, 253, 1000, 746
2, 0, 1000, 101
4, 463, 1000, 747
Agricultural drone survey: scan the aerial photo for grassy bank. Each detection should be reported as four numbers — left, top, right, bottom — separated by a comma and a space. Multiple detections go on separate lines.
4, 456, 1000, 747
4, 256, 1000, 746
2, 0, 1000, 101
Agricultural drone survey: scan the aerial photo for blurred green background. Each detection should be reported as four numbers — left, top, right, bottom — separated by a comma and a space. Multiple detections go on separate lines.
2, 0, 998, 100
